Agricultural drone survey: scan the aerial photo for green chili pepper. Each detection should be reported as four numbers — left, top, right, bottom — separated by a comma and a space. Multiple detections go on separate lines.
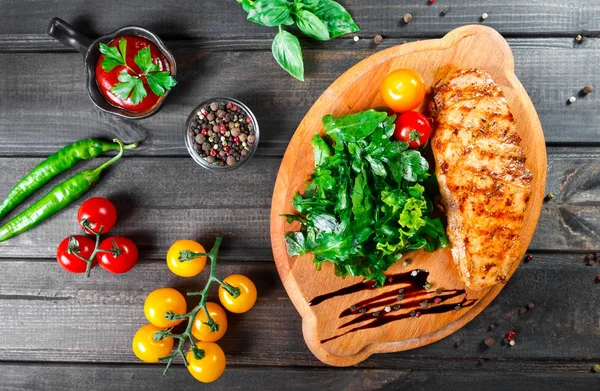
0, 138, 138, 221
0, 139, 127, 242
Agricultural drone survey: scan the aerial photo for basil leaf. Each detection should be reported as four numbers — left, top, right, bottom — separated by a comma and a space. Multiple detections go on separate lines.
241, 0, 253, 12
146, 71, 178, 96
400, 150, 430, 182
134, 46, 160, 74
98, 42, 126, 72
294, 10, 330, 41
304, 0, 359, 38
272, 28, 304, 81
285, 231, 307, 257
110, 71, 147, 105
248, 0, 292, 27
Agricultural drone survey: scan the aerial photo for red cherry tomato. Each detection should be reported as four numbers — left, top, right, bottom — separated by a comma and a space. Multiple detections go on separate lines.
97, 236, 138, 274
78, 197, 118, 235
56, 235, 96, 273
393, 111, 432, 148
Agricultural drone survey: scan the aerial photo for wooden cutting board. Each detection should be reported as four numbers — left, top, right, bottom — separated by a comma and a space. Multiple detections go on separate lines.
270, 25, 546, 367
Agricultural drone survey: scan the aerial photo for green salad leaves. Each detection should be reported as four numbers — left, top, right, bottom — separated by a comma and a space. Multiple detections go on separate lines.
237, 0, 359, 81
284, 110, 448, 286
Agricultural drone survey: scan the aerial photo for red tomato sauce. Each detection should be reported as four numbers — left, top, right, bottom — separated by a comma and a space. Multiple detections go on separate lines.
95, 35, 169, 113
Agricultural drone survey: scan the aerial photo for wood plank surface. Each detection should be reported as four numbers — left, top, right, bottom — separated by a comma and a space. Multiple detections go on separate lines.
0, 1, 599, 38
0, 148, 598, 259
0, 38, 598, 158
0, 254, 597, 367
0, 363, 598, 391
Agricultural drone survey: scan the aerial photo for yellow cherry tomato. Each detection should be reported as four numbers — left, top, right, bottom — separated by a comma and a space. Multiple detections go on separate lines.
192, 302, 228, 342
144, 288, 187, 328
380, 69, 426, 112
218, 274, 257, 314
132, 324, 174, 363
186, 342, 226, 383
166, 240, 207, 277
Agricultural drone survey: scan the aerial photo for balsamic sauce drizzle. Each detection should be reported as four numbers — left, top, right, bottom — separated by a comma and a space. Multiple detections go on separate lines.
308, 270, 478, 344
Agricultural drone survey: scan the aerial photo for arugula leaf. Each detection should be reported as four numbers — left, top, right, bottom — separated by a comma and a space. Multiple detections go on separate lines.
323, 110, 388, 142
134, 46, 160, 74
248, 0, 292, 27
294, 10, 330, 41
400, 149, 430, 182
285, 231, 307, 257
311, 133, 332, 167
111, 71, 147, 105
146, 71, 178, 96
272, 28, 304, 81
303, 0, 360, 38
99, 39, 126, 72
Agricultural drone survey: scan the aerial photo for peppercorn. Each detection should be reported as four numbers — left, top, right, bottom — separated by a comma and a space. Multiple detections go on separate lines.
359, 308, 367, 314
384, 306, 391, 313
195, 134, 206, 144
420, 301, 430, 309
403, 13, 413, 24
415, 311, 421, 318
226, 156, 236, 166
527, 303, 535, 310
544, 193, 554, 201
440, 8, 449, 17
373, 311, 381, 317
489, 323, 496, 331
454, 304, 461, 311
398, 288, 405, 294
397, 295, 404, 301
483, 336, 496, 347
582, 85, 594, 94
392, 304, 401, 311
423, 283, 432, 290
593, 364, 600, 373
481, 12, 489, 20
410, 310, 416, 318
436, 288, 442, 294
524, 254, 533, 263
350, 305, 357, 311
509, 340, 516, 346
247, 135, 256, 144
373, 34, 383, 44
433, 297, 442, 304
518, 307, 527, 315
568, 96, 577, 104
575, 34, 585, 43
207, 113, 215, 121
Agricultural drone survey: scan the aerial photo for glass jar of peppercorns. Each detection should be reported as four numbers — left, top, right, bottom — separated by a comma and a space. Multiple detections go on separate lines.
185, 98, 259, 170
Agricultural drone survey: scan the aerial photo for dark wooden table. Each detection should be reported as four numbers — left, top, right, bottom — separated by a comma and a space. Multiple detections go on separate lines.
0, 1, 599, 390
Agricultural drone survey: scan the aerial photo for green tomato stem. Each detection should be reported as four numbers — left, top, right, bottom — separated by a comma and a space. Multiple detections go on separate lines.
155, 236, 240, 376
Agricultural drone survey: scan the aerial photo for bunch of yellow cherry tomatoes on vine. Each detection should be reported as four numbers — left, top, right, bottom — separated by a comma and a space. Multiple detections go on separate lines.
132, 236, 257, 383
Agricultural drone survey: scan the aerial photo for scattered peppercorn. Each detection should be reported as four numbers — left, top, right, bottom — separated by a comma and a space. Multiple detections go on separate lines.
481, 13, 489, 20
454, 304, 462, 311
436, 288, 442, 294
593, 364, 600, 373
524, 254, 533, 263
483, 336, 496, 347
403, 260, 410, 267
420, 300, 430, 309
398, 288, 405, 294
440, 8, 449, 17
454, 340, 461, 348
582, 85, 594, 94
350, 305, 357, 311
544, 193, 555, 201
518, 307, 527, 315
415, 311, 421, 318
397, 295, 404, 301
387, 276, 394, 284
509, 340, 516, 346
190, 100, 256, 167
424, 283, 432, 290
433, 297, 442, 304
360, 308, 367, 314
353, 35, 360, 42
373, 311, 381, 317
392, 304, 402, 311
373, 34, 383, 44
384, 306, 391, 313
527, 303, 535, 310
403, 13, 413, 24
568, 96, 577, 104
410, 310, 417, 317
575, 34, 586, 43
586, 254, 596, 266
489, 323, 496, 331
507, 330, 516, 341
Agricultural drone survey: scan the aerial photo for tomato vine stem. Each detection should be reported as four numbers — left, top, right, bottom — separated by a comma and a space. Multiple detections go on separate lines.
154, 236, 239, 375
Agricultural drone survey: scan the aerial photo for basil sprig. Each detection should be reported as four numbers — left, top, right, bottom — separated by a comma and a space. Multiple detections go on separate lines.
238, 0, 359, 81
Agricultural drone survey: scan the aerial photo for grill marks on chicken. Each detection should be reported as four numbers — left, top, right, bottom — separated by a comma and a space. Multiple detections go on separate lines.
430, 69, 532, 291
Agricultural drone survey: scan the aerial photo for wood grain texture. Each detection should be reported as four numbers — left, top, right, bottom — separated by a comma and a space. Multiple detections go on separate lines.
0, 254, 597, 367
0, 148, 598, 259
271, 25, 546, 366
0, 0, 599, 38
1, 363, 599, 391
0, 38, 598, 158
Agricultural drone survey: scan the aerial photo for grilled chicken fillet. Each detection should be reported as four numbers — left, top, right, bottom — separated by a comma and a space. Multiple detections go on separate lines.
430, 69, 532, 291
